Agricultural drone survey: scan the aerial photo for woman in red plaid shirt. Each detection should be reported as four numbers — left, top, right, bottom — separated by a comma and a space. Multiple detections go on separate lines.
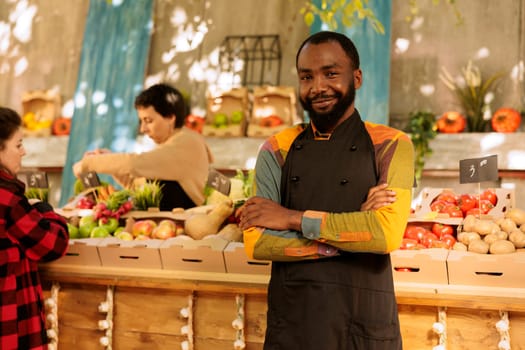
0, 107, 69, 350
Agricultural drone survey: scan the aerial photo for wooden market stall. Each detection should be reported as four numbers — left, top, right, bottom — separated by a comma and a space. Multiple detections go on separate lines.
40, 263, 525, 350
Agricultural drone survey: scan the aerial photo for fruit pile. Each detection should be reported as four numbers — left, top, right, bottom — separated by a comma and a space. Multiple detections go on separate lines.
212, 110, 243, 128
113, 218, 184, 241
427, 188, 499, 218
68, 189, 133, 239
401, 222, 457, 250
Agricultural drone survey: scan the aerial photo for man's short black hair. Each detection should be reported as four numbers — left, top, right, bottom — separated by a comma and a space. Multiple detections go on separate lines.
296, 31, 360, 70
134, 83, 188, 128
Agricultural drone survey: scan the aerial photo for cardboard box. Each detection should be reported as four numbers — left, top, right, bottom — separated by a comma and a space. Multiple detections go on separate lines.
247, 86, 297, 138
203, 87, 249, 137
410, 187, 515, 224
44, 238, 102, 266
97, 237, 163, 269
391, 248, 450, 284
447, 250, 525, 288
223, 242, 271, 275
21, 90, 61, 137
160, 235, 228, 273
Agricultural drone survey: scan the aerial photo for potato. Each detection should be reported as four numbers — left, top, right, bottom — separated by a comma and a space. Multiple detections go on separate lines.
452, 242, 467, 251
468, 239, 489, 254
458, 231, 481, 245
483, 233, 500, 245
462, 215, 478, 232
509, 230, 525, 249
489, 240, 516, 254
473, 219, 499, 236
505, 208, 525, 225
498, 218, 518, 233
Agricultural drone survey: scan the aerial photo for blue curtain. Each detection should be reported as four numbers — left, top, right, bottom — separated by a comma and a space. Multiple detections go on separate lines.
59, 0, 153, 206
310, 1, 392, 125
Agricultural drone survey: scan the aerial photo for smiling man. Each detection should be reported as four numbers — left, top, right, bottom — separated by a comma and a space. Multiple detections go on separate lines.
239, 31, 415, 350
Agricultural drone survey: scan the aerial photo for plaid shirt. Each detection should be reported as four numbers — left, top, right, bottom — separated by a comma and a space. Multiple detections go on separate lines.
0, 170, 69, 350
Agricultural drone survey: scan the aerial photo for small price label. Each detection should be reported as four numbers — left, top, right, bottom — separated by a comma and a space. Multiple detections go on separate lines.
207, 168, 231, 196
79, 171, 101, 189
459, 154, 498, 184
18, 171, 49, 189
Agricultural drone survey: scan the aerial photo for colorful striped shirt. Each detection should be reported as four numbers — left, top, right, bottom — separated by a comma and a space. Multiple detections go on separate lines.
243, 122, 415, 261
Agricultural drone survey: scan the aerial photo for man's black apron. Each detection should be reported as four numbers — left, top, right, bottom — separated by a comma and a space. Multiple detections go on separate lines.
264, 113, 402, 350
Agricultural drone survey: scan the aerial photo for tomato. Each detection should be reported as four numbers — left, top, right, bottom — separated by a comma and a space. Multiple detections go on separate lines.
478, 199, 495, 214
404, 225, 428, 242
480, 189, 498, 206
431, 223, 454, 238
430, 240, 449, 249
421, 232, 439, 248
434, 192, 458, 205
430, 200, 449, 213
185, 114, 205, 133
443, 205, 464, 218
458, 193, 477, 215
440, 234, 457, 249
400, 238, 419, 250
466, 208, 482, 217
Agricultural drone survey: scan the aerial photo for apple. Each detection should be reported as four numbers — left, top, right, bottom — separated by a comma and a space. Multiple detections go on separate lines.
98, 217, 119, 234
90, 226, 110, 238
213, 113, 228, 128
132, 219, 157, 237
230, 110, 243, 124
134, 234, 151, 241
67, 223, 80, 239
152, 220, 177, 239
115, 231, 134, 241
79, 215, 97, 238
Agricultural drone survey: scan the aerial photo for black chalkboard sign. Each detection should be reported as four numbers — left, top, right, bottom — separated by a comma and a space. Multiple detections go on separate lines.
459, 154, 498, 184
18, 171, 48, 189
79, 171, 101, 189
207, 168, 231, 196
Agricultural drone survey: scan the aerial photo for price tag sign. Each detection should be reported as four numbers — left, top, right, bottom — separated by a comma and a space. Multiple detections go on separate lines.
459, 154, 498, 184
18, 171, 49, 189
207, 168, 231, 196
79, 171, 101, 189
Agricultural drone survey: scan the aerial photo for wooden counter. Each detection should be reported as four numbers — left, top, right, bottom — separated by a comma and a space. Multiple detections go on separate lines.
40, 264, 525, 350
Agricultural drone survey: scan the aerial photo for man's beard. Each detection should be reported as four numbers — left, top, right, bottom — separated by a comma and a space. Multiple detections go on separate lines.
300, 81, 356, 133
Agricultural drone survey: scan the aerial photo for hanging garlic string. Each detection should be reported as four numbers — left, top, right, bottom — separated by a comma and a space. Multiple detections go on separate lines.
180, 292, 195, 350
432, 306, 447, 350
45, 282, 60, 350
496, 310, 511, 350
232, 294, 246, 350
98, 285, 114, 349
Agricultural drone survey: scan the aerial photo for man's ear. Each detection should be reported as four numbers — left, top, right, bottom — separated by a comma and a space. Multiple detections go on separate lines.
354, 69, 363, 89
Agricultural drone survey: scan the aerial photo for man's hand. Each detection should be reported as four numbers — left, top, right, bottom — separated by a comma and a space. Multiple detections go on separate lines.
361, 183, 396, 211
238, 197, 303, 231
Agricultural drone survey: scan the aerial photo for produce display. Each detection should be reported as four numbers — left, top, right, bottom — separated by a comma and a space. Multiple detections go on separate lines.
425, 188, 499, 218
400, 187, 525, 257
455, 208, 525, 254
